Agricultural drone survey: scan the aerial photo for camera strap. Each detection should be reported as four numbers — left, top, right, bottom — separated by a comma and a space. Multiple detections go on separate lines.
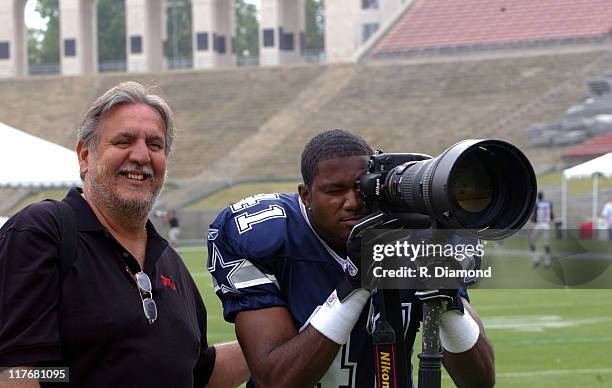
371, 289, 410, 388
372, 319, 398, 387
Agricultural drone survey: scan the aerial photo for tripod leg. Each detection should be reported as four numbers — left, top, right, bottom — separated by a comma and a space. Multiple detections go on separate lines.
418, 299, 446, 388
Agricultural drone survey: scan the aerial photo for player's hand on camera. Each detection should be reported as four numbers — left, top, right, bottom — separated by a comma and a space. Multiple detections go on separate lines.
411, 229, 482, 313
337, 212, 403, 301
415, 289, 465, 313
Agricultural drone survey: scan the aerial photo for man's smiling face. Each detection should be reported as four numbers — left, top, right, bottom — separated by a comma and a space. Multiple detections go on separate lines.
78, 103, 167, 216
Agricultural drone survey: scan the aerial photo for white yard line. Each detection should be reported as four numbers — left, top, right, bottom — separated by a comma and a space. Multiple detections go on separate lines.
477, 300, 612, 312
441, 368, 612, 380
494, 335, 612, 346
497, 368, 612, 378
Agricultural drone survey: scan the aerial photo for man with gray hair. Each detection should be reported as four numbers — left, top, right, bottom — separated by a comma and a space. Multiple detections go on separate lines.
0, 81, 248, 387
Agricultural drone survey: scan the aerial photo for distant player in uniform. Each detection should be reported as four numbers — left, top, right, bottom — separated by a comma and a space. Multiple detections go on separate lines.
207, 129, 494, 387
529, 191, 554, 267
167, 210, 181, 248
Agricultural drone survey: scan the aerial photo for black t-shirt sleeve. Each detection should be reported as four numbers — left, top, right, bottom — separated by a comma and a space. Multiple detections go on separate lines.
193, 345, 216, 387
0, 202, 63, 366
190, 271, 217, 387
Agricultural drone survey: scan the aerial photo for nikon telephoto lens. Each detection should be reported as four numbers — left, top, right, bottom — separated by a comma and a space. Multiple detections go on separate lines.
383, 139, 536, 239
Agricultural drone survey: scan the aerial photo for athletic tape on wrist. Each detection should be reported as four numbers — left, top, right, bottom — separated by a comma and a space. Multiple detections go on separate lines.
439, 309, 480, 353
309, 289, 369, 345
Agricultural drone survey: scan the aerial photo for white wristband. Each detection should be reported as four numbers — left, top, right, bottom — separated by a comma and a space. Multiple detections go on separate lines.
309, 289, 369, 345
439, 309, 480, 353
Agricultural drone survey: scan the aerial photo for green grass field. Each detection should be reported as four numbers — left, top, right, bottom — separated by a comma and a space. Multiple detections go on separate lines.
538, 171, 612, 195
185, 181, 300, 210
179, 246, 612, 388
8, 172, 611, 215
180, 173, 612, 211
6, 180, 612, 386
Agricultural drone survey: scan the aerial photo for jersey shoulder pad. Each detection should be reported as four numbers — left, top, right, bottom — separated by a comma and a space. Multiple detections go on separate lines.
208, 193, 301, 260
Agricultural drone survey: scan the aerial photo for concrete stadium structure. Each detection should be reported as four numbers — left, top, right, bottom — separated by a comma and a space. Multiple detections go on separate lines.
0, 0, 406, 77
0, 0, 238, 76
3, 0, 612, 236
2, 46, 612, 230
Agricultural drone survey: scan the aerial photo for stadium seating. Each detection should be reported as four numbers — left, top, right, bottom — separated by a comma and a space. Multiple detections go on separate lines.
238, 49, 612, 180
562, 132, 612, 164
0, 187, 30, 215
0, 66, 324, 182
1, 48, 611, 213
373, 0, 612, 58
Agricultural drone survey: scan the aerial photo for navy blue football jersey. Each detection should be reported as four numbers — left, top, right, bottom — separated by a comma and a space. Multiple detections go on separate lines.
208, 193, 466, 387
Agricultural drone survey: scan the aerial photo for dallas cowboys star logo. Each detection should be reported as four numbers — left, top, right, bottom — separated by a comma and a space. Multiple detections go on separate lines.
208, 242, 245, 294
208, 228, 219, 241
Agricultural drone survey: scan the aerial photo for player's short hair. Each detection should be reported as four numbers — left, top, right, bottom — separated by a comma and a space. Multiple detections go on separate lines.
78, 81, 175, 157
538, 192, 544, 200
301, 129, 373, 187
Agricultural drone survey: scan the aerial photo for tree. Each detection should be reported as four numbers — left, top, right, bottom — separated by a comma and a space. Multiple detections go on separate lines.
165, 0, 192, 64
235, 0, 259, 64
28, 0, 127, 67
27, 0, 321, 68
304, 0, 324, 52
97, 0, 126, 64
28, 0, 60, 65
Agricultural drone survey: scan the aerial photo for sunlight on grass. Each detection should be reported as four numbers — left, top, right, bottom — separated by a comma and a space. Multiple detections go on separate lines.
538, 171, 612, 196
8, 189, 69, 213
185, 180, 299, 210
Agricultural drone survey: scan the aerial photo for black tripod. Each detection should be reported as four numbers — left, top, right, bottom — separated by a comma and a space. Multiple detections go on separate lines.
376, 290, 447, 388
418, 298, 447, 388
370, 216, 454, 388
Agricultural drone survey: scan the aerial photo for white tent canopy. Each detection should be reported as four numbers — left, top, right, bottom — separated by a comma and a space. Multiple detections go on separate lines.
0, 122, 81, 188
561, 152, 612, 228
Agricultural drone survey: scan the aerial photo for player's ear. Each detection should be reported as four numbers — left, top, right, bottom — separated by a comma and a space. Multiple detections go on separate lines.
298, 183, 311, 210
76, 140, 89, 179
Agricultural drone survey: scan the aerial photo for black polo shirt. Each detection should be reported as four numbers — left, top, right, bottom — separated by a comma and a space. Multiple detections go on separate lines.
0, 188, 215, 387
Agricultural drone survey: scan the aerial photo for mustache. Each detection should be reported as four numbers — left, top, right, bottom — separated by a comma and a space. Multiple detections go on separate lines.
117, 163, 154, 178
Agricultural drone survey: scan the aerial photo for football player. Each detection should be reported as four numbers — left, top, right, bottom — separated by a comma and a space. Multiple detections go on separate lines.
207, 129, 494, 387
529, 191, 554, 267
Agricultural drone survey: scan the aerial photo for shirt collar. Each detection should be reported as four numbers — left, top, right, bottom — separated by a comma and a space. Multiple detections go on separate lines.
63, 187, 164, 239
297, 194, 350, 266
63, 187, 169, 269
63, 187, 107, 232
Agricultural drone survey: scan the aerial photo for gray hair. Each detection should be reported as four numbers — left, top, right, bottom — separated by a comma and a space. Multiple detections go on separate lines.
77, 81, 175, 155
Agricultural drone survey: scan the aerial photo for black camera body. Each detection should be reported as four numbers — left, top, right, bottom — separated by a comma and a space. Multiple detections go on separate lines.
357, 139, 537, 240
358, 151, 432, 210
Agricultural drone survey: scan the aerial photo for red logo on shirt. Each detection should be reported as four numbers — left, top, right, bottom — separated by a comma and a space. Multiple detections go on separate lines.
161, 275, 177, 291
